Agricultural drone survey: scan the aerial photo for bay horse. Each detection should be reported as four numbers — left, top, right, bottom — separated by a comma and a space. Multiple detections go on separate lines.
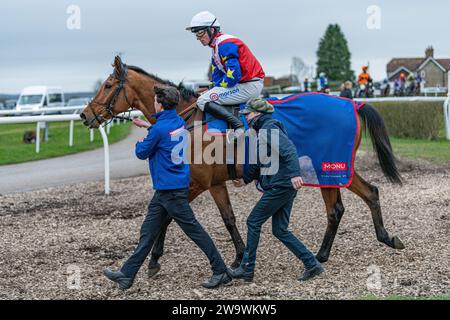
80, 56, 405, 276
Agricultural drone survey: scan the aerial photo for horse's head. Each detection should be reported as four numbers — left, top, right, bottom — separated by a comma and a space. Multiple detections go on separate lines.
80, 56, 136, 128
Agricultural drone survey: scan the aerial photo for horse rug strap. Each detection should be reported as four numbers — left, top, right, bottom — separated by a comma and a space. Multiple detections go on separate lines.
226, 105, 241, 180
202, 104, 241, 180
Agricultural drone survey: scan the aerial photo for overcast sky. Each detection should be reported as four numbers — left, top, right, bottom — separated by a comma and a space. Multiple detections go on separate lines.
0, 0, 449, 93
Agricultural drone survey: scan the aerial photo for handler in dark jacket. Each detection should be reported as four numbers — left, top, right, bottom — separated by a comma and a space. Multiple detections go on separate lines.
104, 85, 230, 290
228, 98, 324, 282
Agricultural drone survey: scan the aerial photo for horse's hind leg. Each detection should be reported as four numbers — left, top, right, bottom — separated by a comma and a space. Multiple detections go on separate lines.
147, 184, 206, 277
348, 172, 405, 250
209, 183, 245, 268
316, 188, 346, 263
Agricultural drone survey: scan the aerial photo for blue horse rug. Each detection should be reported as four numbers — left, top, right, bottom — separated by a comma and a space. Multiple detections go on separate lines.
204, 93, 364, 188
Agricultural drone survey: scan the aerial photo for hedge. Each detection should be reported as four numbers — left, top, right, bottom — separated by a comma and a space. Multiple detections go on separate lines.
369, 101, 445, 140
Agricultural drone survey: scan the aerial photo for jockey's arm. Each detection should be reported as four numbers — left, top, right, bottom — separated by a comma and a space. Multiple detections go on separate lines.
210, 59, 222, 88
214, 42, 242, 88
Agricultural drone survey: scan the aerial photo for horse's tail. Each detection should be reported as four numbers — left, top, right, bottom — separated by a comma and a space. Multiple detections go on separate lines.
358, 104, 402, 185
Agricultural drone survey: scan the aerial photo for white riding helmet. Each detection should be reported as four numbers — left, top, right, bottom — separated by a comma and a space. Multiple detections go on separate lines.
186, 11, 221, 32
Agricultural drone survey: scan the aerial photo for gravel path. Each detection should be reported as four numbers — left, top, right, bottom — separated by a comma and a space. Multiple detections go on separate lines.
0, 153, 449, 299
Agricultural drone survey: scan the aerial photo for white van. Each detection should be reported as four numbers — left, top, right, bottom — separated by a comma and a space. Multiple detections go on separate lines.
16, 86, 65, 113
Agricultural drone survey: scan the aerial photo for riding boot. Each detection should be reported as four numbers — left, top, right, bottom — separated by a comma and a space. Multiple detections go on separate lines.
204, 101, 243, 130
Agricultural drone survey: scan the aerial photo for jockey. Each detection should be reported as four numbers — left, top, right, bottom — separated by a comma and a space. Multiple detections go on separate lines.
186, 11, 265, 142
357, 66, 371, 85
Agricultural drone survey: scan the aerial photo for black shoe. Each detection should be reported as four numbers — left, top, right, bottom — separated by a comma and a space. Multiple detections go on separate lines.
299, 264, 324, 281
227, 266, 254, 282
204, 102, 244, 130
147, 262, 161, 278
201, 272, 232, 289
103, 268, 134, 290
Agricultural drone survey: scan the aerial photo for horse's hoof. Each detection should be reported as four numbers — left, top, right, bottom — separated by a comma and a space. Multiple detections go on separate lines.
148, 263, 161, 278
392, 236, 405, 250
316, 254, 329, 263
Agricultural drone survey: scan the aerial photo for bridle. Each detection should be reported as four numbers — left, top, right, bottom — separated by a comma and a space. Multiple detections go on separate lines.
86, 63, 213, 130
88, 65, 134, 126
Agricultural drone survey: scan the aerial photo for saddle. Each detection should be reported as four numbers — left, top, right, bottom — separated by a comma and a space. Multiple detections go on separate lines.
203, 103, 245, 180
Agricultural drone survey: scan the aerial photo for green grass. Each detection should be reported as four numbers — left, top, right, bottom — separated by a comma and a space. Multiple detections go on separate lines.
361, 135, 450, 165
361, 294, 450, 300
0, 121, 131, 165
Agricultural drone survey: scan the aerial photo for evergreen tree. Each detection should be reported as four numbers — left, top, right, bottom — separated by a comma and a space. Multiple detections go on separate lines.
316, 24, 354, 82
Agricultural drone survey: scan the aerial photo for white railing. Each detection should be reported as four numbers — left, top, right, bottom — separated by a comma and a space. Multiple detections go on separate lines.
0, 105, 86, 116
0, 111, 142, 194
0, 105, 128, 152
355, 96, 446, 102
445, 72, 450, 140
444, 96, 450, 140
271, 93, 446, 102
0, 106, 90, 149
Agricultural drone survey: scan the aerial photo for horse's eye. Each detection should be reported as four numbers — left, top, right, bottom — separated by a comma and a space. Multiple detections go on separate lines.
105, 83, 112, 89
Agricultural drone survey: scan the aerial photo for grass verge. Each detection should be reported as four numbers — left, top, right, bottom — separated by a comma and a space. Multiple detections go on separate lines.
0, 121, 131, 165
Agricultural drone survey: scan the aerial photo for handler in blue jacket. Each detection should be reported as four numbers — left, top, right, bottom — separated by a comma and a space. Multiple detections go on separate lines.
228, 98, 324, 282
104, 86, 231, 290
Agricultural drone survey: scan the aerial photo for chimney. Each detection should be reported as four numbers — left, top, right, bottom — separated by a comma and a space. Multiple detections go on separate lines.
425, 46, 434, 58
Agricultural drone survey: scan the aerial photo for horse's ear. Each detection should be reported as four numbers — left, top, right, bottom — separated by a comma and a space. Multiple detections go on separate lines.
113, 55, 123, 74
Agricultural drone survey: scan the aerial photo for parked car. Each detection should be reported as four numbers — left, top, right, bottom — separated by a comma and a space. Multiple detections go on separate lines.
64, 97, 90, 114
4, 99, 17, 110
16, 86, 64, 114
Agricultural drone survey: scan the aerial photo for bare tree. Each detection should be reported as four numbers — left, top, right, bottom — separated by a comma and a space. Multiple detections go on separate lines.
290, 56, 313, 84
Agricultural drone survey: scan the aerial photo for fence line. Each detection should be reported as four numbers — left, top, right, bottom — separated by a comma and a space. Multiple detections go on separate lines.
355, 96, 446, 102
0, 105, 86, 116
444, 96, 450, 140
0, 111, 143, 194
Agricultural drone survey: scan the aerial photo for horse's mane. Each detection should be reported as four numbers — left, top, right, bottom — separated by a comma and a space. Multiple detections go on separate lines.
127, 65, 199, 102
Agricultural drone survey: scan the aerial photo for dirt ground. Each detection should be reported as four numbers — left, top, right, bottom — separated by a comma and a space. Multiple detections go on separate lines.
0, 153, 449, 300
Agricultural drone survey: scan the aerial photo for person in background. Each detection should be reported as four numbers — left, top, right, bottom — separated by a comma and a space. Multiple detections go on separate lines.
303, 77, 311, 92
339, 81, 353, 99
357, 66, 371, 87
414, 72, 422, 94
317, 72, 328, 92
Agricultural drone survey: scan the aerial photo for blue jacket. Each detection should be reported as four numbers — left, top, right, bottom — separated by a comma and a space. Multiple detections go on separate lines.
135, 109, 190, 190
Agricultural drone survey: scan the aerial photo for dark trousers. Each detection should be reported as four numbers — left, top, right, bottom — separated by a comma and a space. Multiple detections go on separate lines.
241, 187, 318, 273
121, 189, 227, 278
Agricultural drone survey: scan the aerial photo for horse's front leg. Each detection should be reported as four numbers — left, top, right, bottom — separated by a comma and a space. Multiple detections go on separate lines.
209, 182, 245, 268
147, 183, 206, 277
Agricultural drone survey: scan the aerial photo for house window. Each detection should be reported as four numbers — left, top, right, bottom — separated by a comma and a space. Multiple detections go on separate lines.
420, 70, 426, 78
